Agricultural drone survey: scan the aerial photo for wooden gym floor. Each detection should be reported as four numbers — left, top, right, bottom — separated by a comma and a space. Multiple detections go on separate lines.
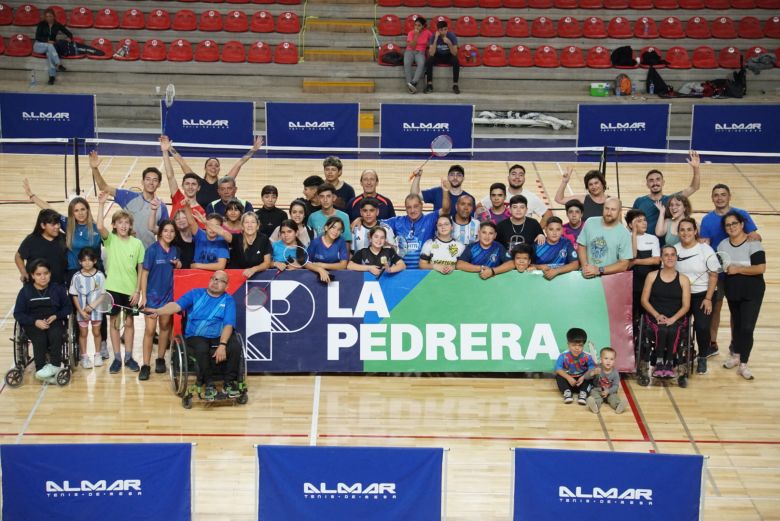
1, 152, 779, 520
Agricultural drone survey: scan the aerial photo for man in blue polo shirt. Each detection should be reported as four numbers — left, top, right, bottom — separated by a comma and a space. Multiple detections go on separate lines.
418, 164, 471, 219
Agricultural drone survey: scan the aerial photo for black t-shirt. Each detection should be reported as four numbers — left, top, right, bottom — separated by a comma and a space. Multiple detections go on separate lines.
350, 247, 401, 268
195, 175, 219, 210
255, 207, 288, 238
303, 200, 321, 223
496, 218, 543, 250
334, 183, 356, 211
228, 233, 272, 269
17, 233, 68, 285
173, 236, 195, 269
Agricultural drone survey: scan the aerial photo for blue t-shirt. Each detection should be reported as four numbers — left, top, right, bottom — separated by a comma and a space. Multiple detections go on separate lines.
206, 198, 254, 216
307, 237, 349, 264
700, 207, 757, 249
193, 229, 230, 265
383, 212, 439, 269
554, 351, 596, 376
142, 241, 179, 308
307, 210, 353, 241
458, 241, 507, 268
177, 288, 236, 339
534, 237, 578, 267
114, 188, 169, 249
59, 216, 102, 271
429, 31, 458, 56
631, 194, 671, 237
422, 187, 472, 219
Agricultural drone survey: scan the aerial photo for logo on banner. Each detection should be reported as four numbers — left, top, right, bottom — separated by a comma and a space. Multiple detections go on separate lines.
599, 122, 646, 131
288, 121, 336, 130
22, 111, 70, 122
558, 486, 653, 506
303, 482, 398, 500
182, 119, 229, 129
714, 122, 762, 132
45, 479, 142, 498
402, 122, 450, 132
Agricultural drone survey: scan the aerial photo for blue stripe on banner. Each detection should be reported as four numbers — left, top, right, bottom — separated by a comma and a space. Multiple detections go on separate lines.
1, 443, 192, 521
513, 448, 703, 521
258, 445, 443, 521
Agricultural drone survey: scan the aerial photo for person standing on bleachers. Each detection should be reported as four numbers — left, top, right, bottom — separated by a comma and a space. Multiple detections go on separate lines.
424, 20, 460, 94
404, 16, 431, 94
34, 8, 72, 85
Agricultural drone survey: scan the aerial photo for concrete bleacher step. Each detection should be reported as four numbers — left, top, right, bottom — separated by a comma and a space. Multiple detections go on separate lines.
305, 18, 374, 33
302, 78, 375, 93
303, 48, 374, 62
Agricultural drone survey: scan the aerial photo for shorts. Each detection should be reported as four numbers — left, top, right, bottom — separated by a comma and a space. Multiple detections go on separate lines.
106, 290, 138, 317
712, 277, 725, 302
78, 319, 102, 328
145, 293, 173, 310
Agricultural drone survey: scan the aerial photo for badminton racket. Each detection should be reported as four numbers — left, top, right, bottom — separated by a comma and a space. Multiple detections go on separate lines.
408, 134, 453, 181
88, 290, 152, 316
162, 83, 176, 135
689, 251, 731, 285
246, 246, 310, 311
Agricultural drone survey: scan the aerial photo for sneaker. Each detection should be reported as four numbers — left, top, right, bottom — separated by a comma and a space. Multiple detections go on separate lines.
203, 384, 217, 401
615, 400, 628, 414
586, 396, 600, 413
663, 362, 676, 378
35, 364, 56, 380
452, 84, 460, 94
736, 363, 754, 380
93, 354, 104, 367
224, 381, 240, 398
652, 364, 663, 378
678, 374, 688, 388
423, 84, 433, 94
577, 391, 588, 405
706, 343, 719, 358
138, 365, 151, 381
637, 361, 650, 387
100, 342, 110, 360
407, 82, 416, 94
109, 358, 122, 374
723, 355, 740, 369
125, 357, 140, 372
57, 64, 67, 72
80, 356, 93, 369
562, 389, 573, 404
155, 357, 166, 374
696, 357, 707, 375
48, 76, 55, 85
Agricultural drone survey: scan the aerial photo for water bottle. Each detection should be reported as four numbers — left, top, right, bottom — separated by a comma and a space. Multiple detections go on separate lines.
29, 70, 36, 87
616, 83, 621, 97
648, 82, 655, 95
643, 19, 649, 37
631, 83, 637, 97
470, 50, 477, 63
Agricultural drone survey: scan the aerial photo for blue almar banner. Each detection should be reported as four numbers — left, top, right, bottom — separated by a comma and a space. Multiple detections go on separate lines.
0, 92, 95, 138
691, 104, 780, 154
513, 448, 704, 521
380, 103, 473, 151
161, 99, 255, 145
577, 104, 670, 150
258, 446, 443, 521
265, 102, 359, 149
1, 443, 192, 521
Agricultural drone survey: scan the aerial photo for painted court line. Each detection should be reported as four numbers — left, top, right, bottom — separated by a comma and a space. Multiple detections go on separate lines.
15, 383, 48, 444
309, 375, 321, 446
596, 410, 615, 452
621, 379, 659, 453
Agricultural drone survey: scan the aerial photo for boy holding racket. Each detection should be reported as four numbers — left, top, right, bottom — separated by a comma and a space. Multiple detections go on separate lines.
69, 247, 105, 369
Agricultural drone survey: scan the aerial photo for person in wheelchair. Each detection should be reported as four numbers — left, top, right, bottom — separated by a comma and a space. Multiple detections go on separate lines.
13, 259, 73, 383
145, 270, 240, 400
640, 245, 691, 381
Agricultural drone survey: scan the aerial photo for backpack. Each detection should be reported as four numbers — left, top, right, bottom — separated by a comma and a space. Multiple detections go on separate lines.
610, 46, 635, 67
646, 66, 673, 96
380, 51, 403, 66
640, 49, 667, 67
615, 74, 632, 96
725, 59, 746, 98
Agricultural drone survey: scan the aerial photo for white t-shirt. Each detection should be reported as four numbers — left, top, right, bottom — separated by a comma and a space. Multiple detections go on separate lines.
351, 223, 395, 253
452, 218, 480, 246
419, 238, 465, 266
480, 188, 548, 220
636, 233, 660, 257
675, 241, 715, 294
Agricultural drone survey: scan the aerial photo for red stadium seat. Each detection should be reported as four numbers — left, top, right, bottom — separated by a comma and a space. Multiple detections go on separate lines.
534, 45, 559, 67
711, 17, 737, 39
558, 17, 582, 38
248, 41, 271, 63
250, 11, 274, 33
94, 7, 119, 29
554, 0, 578, 8
228, 0, 249, 3
586, 45, 612, 67
49, 6, 67, 26
121, 9, 145, 30
141, 38, 166, 61
738, 17, 763, 39
378, 14, 401, 36
482, 44, 507, 66
221, 40, 245, 62
531, 17, 556, 38
454, 0, 479, 5
377, 0, 402, 5
113, 38, 139, 61
147, 9, 171, 31
776, 47, 780, 65
630, 0, 653, 8
479, 0, 503, 6
429, 15, 451, 32
745, 45, 768, 60
404, 14, 421, 33
0, 36, 5, 54
274, 41, 298, 64
278, 0, 301, 3
13, 4, 39, 26
685, 16, 710, 38
639, 45, 664, 67
459, 44, 482, 66
692, 46, 717, 68
579, 0, 603, 8
480, 16, 504, 37
68, 7, 93, 28
276, 11, 300, 33
506, 17, 529, 37
509, 44, 532, 66
0, 3, 12, 26
171, 11, 196, 31
607, 16, 632, 38
88, 37, 112, 59
560, 45, 585, 67
378, 42, 401, 66
704, 0, 729, 6
634, 17, 659, 38
653, 0, 678, 7
757, 0, 780, 7
5, 34, 32, 56
718, 46, 741, 68
195, 39, 219, 62
765, 16, 780, 38
454, 15, 478, 37
168, 38, 193, 61
403, 0, 427, 6
679, 0, 704, 7
659, 16, 684, 38
665, 46, 691, 68
528, 0, 553, 7
199, 10, 223, 31
603, 0, 629, 8
730, 0, 755, 7
503, 0, 528, 5
224, 10, 248, 32
583, 17, 607, 38
429, 0, 454, 5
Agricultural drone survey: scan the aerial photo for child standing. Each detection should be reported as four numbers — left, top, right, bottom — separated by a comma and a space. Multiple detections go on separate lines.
68, 248, 105, 369
585, 347, 628, 414
554, 327, 596, 405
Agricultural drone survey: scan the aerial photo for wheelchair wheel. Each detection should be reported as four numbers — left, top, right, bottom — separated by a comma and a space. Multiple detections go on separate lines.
170, 335, 189, 397
56, 368, 71, 386
5, 368, 23, 388
12, 321, 31, 368
66, 314, 79, 372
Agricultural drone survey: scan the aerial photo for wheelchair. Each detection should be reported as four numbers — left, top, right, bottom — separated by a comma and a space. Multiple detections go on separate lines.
170, 332, 248, 409
5, 314, 78, 388
635, 313, 695, 388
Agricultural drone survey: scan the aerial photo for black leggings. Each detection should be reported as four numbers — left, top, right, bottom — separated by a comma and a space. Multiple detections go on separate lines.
425, 53, 460, 83
24, 322, 64, 371
555, 374, 591, 393
187, 335, 242, 385
644, 315, 687, 364
728, 295, 763, 363
690, 292, 712, 358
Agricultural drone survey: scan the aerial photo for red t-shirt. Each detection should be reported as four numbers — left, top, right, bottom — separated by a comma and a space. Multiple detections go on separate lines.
172, 190, 206, 229
407, 29, 432, 52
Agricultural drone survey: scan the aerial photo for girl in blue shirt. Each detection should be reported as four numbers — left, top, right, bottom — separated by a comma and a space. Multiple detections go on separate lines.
307, 216, 348, 280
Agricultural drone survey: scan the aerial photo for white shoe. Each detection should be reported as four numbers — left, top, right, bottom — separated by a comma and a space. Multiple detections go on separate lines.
93, 354, 104, 367
723, 355, 740, 369
81, 356, 93, 369
35, 364, 56, 380
737, 363, 754, 380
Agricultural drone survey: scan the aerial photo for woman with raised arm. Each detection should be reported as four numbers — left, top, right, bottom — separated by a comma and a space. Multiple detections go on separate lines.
655, 194, 692, 246
554, 167, 608, 221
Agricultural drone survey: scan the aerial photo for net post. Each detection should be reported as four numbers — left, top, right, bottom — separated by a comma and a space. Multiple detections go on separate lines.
613, 147, 621, 201
73, 137, 81, 196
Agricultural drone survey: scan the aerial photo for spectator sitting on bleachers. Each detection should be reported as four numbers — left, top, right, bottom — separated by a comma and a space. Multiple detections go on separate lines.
34, 7, 72, 85
347, 169, 396, 221
205, 177, 254, 216
424, 20, 460, 94
405, 16, 431, 94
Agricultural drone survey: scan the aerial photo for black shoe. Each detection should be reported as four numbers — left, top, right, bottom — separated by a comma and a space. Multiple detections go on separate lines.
203, 384, 217, 401
224, 381, 240, 398
138, 365, 151, 381
57, 64, 67, 72
154, 357, 166, 374
696, 357, 707, 374
423, 84, 433, 94
48, 76, 55, 85
678, 374, 688, 388
706, 345, 719, 358
452, 84, 460, 94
